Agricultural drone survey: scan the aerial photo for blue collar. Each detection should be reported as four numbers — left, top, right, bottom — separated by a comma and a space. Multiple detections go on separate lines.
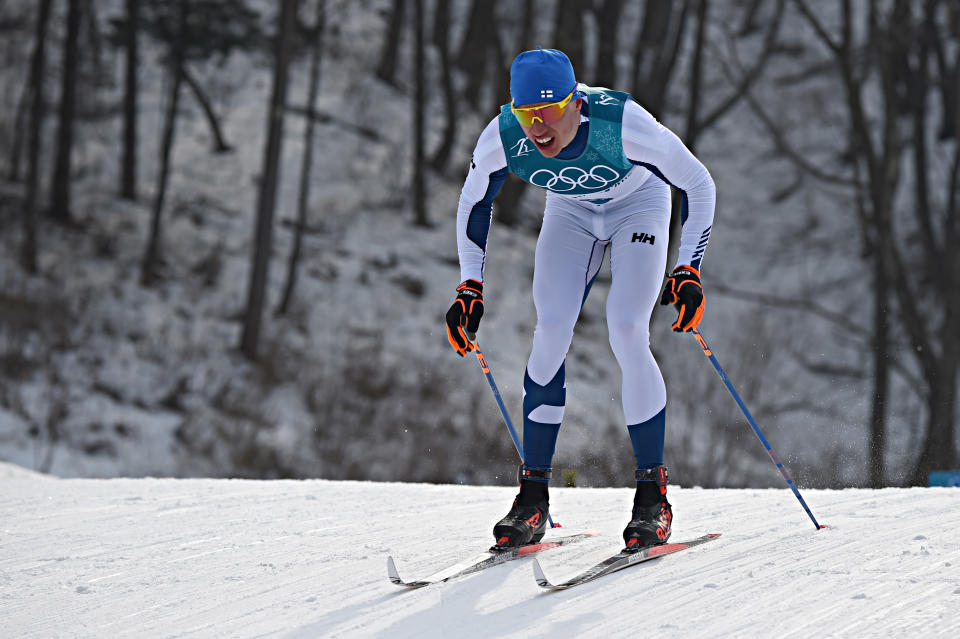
556, 99, 590, 159
556, 121, 589, 159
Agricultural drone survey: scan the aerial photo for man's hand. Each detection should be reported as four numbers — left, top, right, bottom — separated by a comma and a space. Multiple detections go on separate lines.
659, 265, 704, 332
445, 279, 484, 356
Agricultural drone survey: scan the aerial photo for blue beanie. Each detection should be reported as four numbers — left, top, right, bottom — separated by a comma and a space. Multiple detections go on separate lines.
510, 48, 579, 107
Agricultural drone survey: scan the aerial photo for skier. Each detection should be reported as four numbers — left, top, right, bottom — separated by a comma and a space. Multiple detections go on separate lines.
444, 48, 715, 551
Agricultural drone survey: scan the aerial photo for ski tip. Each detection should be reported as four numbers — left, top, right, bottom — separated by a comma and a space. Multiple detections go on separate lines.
532, 558, 550, 587
386, 556, 402, 584
707, 532, 722, 539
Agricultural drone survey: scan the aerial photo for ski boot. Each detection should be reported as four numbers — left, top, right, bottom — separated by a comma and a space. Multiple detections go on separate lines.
491, 467, 550, 550
622, 465, 672, 552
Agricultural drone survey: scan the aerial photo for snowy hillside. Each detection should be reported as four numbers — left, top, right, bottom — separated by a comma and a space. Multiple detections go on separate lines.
3, 466, 958, 638
1, 0, 919, 489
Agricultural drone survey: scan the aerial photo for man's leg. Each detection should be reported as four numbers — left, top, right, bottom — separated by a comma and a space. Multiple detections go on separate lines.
605, 183, 671, 464
493, 199, 601, 547
523, 200, 603, 473
605, 183, 675, 548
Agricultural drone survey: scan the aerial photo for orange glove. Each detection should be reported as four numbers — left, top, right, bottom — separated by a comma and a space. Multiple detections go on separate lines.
660, 265, 704, 332
445, 279, 483, 356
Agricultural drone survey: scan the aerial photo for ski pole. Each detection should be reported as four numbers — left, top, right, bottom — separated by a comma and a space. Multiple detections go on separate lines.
690, 329, 824, 530
467, 334, 559, 528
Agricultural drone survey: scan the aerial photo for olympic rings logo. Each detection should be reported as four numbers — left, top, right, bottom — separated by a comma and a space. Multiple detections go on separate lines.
529, 165, 621, 192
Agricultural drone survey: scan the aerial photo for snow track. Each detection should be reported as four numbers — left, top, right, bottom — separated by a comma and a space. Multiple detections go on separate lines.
2, 475, 958, 638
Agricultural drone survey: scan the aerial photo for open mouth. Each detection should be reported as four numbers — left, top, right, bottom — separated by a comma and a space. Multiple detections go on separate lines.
534, 136, 555, 150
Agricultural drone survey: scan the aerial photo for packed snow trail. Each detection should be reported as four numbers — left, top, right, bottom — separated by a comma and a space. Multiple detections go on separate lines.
1, 468, 958, 638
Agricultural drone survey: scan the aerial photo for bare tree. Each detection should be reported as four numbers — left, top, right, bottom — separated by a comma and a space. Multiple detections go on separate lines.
428, 0, 456, 171
457, 0, 498, 108
594, 0, 625, 87
240, 0, 299, 360
141, 0, 189, 286
772, 0, 960, 485
120, 0, 138, 200
278, 0, 325, 316
631, 0, 690, 119
22, 0, 54, 274
180, 65, 233, 153
7, 79, 31, 181
375, 0, 405, 87
48, 0, 83, 224
553, 0, 589, 76
411, 0, 427, 227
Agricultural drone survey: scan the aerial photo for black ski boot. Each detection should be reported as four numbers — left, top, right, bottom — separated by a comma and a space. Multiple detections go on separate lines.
622, 465, 672, 552
492, 468, 550, 550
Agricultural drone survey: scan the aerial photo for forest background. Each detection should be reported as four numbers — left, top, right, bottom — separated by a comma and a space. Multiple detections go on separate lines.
1, 0, 958, 490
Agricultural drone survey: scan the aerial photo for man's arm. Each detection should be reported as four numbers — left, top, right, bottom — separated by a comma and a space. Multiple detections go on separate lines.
621, 100, 716, 271
456, 117, 509, 283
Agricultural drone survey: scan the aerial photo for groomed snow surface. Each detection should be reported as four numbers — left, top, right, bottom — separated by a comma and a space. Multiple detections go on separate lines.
2, 465, 958, 638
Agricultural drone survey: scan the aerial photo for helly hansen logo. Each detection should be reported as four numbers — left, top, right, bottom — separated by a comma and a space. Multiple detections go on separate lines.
632, 232, 655, 245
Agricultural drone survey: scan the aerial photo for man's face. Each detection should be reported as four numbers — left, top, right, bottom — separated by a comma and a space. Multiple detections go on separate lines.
517, 98, 583, 158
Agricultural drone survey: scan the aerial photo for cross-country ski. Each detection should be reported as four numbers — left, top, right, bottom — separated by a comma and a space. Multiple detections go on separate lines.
387, 531, 597, 588
533, 533, 721, 590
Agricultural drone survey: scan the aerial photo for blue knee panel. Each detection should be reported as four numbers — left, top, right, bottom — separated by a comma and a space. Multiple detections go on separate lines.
627, 407, 666, 470
522, 363, 566, 475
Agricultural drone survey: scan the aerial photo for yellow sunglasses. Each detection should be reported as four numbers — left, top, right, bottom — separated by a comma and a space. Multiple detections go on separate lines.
510, 89, 577, 127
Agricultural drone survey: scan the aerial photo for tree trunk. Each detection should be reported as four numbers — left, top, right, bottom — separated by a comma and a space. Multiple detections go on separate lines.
867, 257, 890, 487
181, 64, 233, 153
737, 0, 764, 36
931, 5, 958, 141
80, 0, 104, 80
48, 0, 83, 224
8, 79, 31, 181
277, 0, 324, 317
911, 1, 960, 481
141, 0, 188, 286
411, 0, 427, 227
912, 361, 959, 483
375, 0, 405, 87
120, 0, 138, 200
240, 0, 299, 360
487, 25, 509, 119
684, 0, 708, 151
594, 0, 624, 88
457, 0, 497, 107
553, 0, 588, 77
22, 0, 54, 274
517, 0, 534, 52
632, 0, 689, 119
428, 0, 456, 172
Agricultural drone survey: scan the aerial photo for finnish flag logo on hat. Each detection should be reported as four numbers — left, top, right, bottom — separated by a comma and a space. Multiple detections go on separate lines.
510, 48, 579, 107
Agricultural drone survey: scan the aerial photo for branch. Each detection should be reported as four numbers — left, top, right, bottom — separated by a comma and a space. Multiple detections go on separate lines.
710, 282, 861, 335
699, 0, 786, 133
717, 44, 857, 187
791, 0, 842, 56
710, 282, 926, 391
883, 237, 939, 378
286, 104, 382, 141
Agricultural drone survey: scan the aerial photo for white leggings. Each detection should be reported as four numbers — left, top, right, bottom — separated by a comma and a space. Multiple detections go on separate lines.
526, 178, 670, 426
